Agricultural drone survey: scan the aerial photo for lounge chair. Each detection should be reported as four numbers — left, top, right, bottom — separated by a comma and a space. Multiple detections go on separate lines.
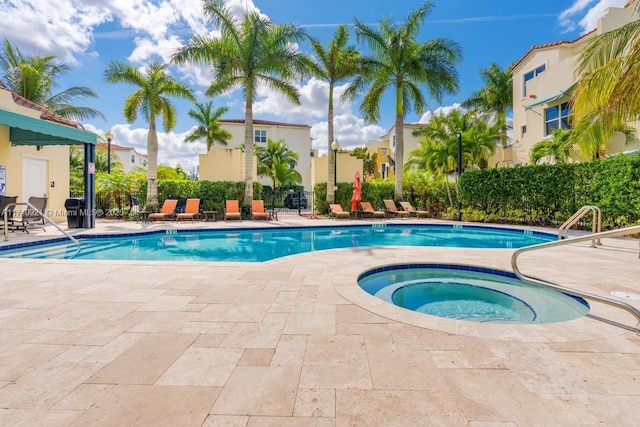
1, 195, 17, 229
6, 196, 48, 233
329, 204, 350, 220
383, 199, 410, 218
360, 201, 386, 219
251, 200, 269, 220
224, 200, 241, 221
176, 198, 200, 222
148, 199, 178, 221
399, 201, 429, 218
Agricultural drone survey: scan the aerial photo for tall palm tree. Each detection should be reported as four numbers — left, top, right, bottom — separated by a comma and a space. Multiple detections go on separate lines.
103, 60, 194, 209
462, 62, 512, 148
348, 2, 461, 199
184, 101, 232, 150
309, 24, 361, 202
572, 1, 640, 127
0, 39, 104, 121
530, 128, 574, 165
172, 0, 313, 206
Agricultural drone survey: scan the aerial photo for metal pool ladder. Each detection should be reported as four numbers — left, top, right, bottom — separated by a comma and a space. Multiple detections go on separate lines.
558, 205, 602, 247
512, 225, 640, 329
3, 201, 80, 249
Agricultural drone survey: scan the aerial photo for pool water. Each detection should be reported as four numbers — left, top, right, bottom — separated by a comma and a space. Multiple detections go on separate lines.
0, 224, 554, 262
358, 264, 590, 324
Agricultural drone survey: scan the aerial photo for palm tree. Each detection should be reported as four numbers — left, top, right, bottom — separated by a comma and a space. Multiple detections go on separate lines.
572, 0, 640, 127
184, 101, 232, 150
103, 60, 194, 209
0, 39, 104, 121
309, 24, 361, 202
570, 113, 636, 160
172, 0, 313, 206
406, 138, 456, 207
255, 138, 300, 190
530, 128, 574, 164
348, 2, 461, 199
462, 62, 512, 148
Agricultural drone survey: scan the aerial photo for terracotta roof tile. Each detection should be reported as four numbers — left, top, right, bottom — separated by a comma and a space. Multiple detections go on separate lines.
510, 29, 596, 73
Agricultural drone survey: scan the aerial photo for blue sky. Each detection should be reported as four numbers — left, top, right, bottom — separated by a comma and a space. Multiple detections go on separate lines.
0, 0, 628, 172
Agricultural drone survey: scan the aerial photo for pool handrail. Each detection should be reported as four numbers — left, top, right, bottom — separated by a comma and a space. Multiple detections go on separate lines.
3, 201, 80, 248
511, 225, 640, 327
558, 205, 601, 246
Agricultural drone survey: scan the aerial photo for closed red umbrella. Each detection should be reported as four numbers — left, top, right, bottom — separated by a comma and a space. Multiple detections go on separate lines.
351, 171, 362, 212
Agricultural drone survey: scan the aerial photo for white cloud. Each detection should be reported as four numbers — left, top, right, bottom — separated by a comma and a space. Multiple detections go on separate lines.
559, 0, 628, 33
85, 123, 204, 172
417, 103, 463, 124
310, 113, 385, 153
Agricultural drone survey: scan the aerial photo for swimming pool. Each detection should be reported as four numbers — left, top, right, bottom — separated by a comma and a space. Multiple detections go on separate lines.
358, 264, 590, 324
0, 224, 555, 262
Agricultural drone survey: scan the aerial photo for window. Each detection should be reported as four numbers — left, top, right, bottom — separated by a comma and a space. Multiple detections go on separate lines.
545, 102, 571, 135
522, 64, 546, 97
130, 154, 135, 164
381, 148, 387, 156
520, 125, 527, 138
392, 135, 396, 148
254, 130, 267, 144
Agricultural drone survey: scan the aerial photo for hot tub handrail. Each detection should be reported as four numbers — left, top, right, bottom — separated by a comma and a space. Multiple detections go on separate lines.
511, 225, 640, 326
3, 201, 80, 248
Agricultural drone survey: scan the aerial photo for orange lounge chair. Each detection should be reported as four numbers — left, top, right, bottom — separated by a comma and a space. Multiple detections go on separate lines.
383, 199, 410, 218
148, 199, 178, 221
224, 200, 241, 221
399, 201, 429, 218
329, 204, 350, 219
360, 201, 386, 219
176, 198, 201, 222
251, 200, 269, 220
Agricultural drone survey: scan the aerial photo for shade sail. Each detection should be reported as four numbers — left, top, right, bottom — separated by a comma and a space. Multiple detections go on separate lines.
0, 109, 97, 145
525, 83, 576, 110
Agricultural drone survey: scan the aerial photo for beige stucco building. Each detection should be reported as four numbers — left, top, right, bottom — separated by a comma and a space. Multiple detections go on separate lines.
508, 3, 640, 165
199, 119, 313, 190
0, 88, 96, 224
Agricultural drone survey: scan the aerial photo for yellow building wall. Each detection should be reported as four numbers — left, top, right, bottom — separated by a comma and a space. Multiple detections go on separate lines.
1, 91, 71, 223
199, 148, 257, 182
313, 152, 363, 186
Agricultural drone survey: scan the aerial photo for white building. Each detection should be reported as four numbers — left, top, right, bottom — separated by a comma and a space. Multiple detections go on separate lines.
97, 142, 147, 173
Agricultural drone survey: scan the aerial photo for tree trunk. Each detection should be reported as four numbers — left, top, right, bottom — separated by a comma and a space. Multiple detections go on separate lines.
244, 96, 254, 206
326, 81, 335, 203
394, 83, 404, 199
146, 119, 159, 210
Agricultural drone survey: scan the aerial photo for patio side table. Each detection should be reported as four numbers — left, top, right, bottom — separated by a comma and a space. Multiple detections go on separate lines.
202, 210, 217, 222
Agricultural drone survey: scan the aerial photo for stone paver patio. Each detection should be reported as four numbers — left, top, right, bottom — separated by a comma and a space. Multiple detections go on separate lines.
0, 217, 638, 426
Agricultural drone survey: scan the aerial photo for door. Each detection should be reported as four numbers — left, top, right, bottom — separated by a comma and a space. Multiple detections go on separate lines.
22, 158, 48, 201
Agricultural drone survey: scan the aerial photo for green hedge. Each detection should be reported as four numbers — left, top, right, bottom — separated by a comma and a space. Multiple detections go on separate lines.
459, 154, 640, 228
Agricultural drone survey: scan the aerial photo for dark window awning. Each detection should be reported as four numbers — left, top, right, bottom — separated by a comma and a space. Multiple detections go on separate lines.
525, 83, 576, 110
0, 108, 97, 146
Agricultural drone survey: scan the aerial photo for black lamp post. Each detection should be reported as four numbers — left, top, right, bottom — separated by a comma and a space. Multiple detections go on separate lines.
105, 130, 114, 174
331, 140, 340, 204
457, 132, 462, 221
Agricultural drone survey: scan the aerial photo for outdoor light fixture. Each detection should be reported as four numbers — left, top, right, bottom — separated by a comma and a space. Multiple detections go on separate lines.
105, 130, 114, 174
331, 140, 340, 204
